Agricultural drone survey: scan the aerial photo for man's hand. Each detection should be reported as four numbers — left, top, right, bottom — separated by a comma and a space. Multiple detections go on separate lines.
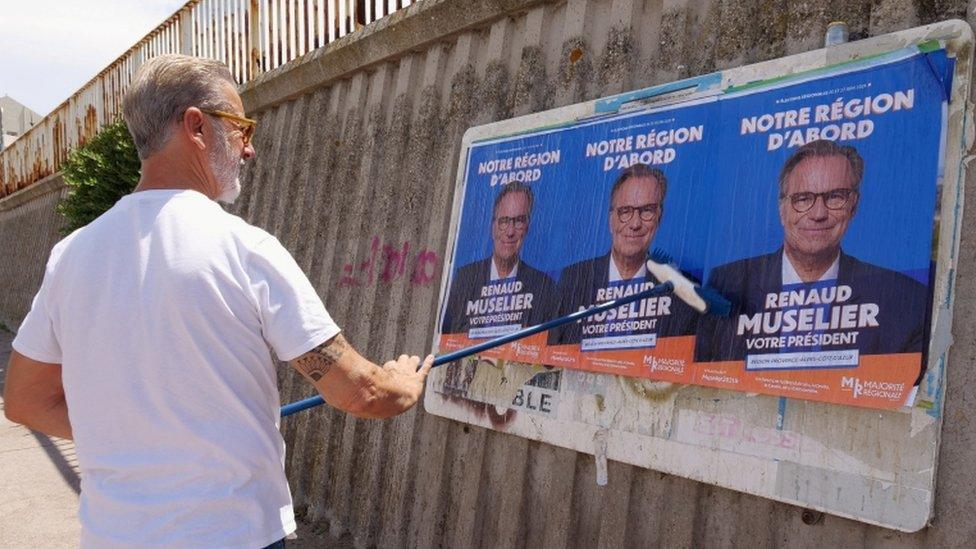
289, 334, 434, 419
379, 354, 435, 410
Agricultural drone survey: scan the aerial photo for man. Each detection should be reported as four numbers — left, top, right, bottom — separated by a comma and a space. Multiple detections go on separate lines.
547, 164, 697, 348
695, 139, 930, 362
441, 182, 556, 337
3, 54, 433, 548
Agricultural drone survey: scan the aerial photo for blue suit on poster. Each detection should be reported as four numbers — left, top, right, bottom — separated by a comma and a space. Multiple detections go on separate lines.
547, 253, 698, 347
694, 250, 931, 362
441, 258, 557, 335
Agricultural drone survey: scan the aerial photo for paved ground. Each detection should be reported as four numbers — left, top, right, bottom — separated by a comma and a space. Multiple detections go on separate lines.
0, 328, 344, 548
0, 329, 81, 547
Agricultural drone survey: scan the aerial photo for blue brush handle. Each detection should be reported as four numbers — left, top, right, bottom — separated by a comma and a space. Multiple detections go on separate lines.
280, 280, 675, 417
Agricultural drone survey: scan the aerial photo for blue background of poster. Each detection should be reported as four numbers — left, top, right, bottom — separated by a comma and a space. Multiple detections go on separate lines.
455, 101, 717, 283
447, 51, 948, 314
702, 54, 946, 284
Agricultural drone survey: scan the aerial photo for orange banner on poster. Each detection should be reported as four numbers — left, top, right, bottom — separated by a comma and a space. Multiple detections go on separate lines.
547, 336, 695, 381
441, 329, 919, 409
692, 353, 920, 409
439, 332, 549, 364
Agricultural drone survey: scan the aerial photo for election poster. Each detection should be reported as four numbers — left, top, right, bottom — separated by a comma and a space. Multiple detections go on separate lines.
437, 48, 952, 410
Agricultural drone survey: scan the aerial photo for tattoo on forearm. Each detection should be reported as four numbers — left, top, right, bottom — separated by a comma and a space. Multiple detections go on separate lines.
294, 334, 349, 381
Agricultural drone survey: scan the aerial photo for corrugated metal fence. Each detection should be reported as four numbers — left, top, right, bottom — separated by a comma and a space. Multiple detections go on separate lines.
0, 0, 412, 198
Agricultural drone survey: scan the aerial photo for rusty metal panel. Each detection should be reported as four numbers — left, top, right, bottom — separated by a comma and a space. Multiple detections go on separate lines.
0, 0, 411, 198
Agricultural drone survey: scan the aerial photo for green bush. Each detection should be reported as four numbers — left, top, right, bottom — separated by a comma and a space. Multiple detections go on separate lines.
57, 119, 140, 235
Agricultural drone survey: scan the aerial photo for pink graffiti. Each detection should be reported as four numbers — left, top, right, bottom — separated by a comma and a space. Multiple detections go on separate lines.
380, 241, 411, 283
358, 236, 380, 281
410, 250, 439, 286
339, 263, 358, 287
693, 412, 797, 450
339, 236, 439, 287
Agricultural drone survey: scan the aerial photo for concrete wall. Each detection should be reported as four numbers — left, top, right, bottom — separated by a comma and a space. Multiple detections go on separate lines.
3, 0, 976, 546
0, 174, 65, 330
238, 0, 976, 547
229, 1, 976, 546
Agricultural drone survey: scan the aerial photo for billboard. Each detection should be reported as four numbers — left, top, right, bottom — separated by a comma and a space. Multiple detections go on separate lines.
437, 48, 952, 410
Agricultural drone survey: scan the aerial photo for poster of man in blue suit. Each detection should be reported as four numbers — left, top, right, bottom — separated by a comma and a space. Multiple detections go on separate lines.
441, 182, 558, 338
437, 47, 948, 407
695, 140, 931, 369
548, 164, 698, 351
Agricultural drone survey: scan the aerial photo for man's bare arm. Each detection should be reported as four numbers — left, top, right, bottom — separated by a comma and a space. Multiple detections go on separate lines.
3, 350, 72, 439
289, 333, 434, 419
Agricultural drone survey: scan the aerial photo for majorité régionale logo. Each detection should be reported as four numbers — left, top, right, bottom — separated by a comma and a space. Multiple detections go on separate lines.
643, 355, 685, 375
840, 376, 905, 400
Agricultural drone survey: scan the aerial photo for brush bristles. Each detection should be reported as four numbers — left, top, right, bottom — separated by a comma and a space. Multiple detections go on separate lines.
696, 285, 732, 316
648, 249, 731, 316
650, 248, 675, 265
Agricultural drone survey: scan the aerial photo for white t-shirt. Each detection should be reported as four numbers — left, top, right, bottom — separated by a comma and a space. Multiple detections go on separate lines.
13, 189, 340, 548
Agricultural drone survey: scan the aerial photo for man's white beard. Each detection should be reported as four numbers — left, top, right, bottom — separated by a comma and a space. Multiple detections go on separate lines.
216, 165, 242, 204
210, 129, 243, 204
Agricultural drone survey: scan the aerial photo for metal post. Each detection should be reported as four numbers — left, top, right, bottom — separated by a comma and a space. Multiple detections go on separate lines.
180, 7, 195, 55
249, 0, 262, 79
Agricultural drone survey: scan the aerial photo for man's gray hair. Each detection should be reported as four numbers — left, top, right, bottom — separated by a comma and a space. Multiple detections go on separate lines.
123, 54, 237, 160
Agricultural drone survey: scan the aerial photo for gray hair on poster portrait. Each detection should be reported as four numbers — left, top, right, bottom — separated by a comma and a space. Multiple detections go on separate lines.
610, 163, 669, 203
492, 182, 535, 217
778, 139, 865, 196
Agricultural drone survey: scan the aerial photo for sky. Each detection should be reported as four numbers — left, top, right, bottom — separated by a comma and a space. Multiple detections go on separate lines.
1, 0, 187, 116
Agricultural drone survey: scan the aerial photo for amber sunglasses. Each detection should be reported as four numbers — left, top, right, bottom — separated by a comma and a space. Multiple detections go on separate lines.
200, 109, 257, 145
